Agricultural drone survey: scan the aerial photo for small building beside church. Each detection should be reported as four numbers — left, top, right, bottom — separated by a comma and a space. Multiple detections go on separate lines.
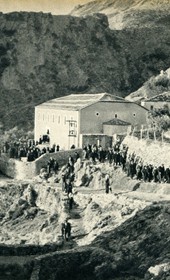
141, 92, 170, 111
103, 118, 131, 136
34, 93, 148, 149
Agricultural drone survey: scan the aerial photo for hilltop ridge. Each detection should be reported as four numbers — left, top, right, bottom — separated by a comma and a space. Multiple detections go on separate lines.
71, 0, 170, 29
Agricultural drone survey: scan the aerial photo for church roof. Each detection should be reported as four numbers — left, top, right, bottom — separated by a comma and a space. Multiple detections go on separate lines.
36, 93, 130, 111
103, 118, 131, 126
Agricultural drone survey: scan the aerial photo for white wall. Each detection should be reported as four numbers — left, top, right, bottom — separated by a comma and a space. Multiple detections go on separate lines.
141, 101, 169, 111
34, 107, 79, 149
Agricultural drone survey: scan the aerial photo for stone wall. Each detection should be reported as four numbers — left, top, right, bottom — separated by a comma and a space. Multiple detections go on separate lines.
0, 149, 83, 179
34, 148, 83, 175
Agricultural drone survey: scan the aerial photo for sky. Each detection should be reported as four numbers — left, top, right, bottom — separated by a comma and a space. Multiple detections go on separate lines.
0, 0, 91, 15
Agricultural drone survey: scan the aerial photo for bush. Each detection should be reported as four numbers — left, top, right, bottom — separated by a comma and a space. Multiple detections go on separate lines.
0, 127, 34, 150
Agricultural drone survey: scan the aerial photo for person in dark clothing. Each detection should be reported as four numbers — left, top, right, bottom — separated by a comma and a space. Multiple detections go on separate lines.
68, 193, 74, 211
153, 166, 159, 182
136, 163, 143, 180
119, 151, 126, 170
61, 222, 65, 239
129, 160, 136, 179
165, 167, 170, 183
68, 172, 75, 184
142, 166, 148, 182
67, 162, 74, 174
74, 152, 80, 163
105, 174, 111, 194
98, 147, 105, 163
53, 160, 59, 173
66, 179, 73, 195
147, 164, 153, 182
61, 219, 71, 241
61, 173, 67, 192
42, 147, 47, 154
47, 157, 55, 175
158, 164, 165, 182
107, 149, 113, 165
90, 149, 98, 163
27, 150, 34, 162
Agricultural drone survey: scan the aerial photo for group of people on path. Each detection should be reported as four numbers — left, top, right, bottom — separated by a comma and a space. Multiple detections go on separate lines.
38, 141, 170, 241
83, 142, 170, 184
83, 143, 128, 168
61, 153, 80, 211
60, 153, 81, 241
125, 154, 170, 183
2, 139, 61, 162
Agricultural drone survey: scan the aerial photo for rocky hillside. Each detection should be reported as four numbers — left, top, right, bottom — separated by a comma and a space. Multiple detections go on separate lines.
1, 12, 170, 130
0, 172, 170, 279
71, 0, 170, 29
126, 68, 170, 102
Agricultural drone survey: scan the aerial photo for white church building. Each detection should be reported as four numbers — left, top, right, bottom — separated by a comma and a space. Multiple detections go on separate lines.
34, 93, 148, 149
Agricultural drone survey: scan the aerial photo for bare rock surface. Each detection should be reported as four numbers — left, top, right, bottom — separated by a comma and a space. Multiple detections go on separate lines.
0, 159, 170, 279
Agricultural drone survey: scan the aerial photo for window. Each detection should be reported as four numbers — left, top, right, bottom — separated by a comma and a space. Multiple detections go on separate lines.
115, 114, 117, 118
58, 116, 60, 124
52, 115, 55, 122
95, 112, 100, 116
150, 105, 154, 110
48, 115, 49, 122
43, 114, 45, 121
64, 116, 67, 125
133, 113, 136, 117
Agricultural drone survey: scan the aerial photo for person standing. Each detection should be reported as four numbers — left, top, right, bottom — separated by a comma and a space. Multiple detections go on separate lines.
68, 193, 74, 212
105, 174, 111, 194
64, 219, 71, 241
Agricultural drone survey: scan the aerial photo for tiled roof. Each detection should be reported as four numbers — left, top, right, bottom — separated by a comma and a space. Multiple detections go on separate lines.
103, 118, 131, 126
36, 93, 129, 111
145, 92, 170, 102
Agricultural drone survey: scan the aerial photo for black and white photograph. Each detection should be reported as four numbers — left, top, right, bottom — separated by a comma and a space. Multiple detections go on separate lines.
0, 0, 170, 279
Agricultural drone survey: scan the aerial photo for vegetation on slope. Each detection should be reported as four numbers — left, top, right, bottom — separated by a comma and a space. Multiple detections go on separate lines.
1, 12, 170, 130
126, 70, 170, 103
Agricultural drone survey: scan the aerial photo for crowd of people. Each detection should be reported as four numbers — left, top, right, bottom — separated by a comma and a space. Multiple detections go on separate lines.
82, 143, 170, 184
38, 141, 170, 241
61, 153, 80, 210
125, 155, 170, 183
2, 138, 61, 162
82, 143, 128, 168
59, 153, 80, 241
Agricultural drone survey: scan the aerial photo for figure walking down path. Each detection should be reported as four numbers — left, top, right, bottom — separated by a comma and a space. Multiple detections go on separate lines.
61, 219, 72, 241
105, 174, 111, 194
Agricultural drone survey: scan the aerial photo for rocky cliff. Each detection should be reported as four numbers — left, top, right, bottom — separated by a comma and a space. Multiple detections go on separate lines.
1, 12, 170, 130
71, 0, 170, 30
